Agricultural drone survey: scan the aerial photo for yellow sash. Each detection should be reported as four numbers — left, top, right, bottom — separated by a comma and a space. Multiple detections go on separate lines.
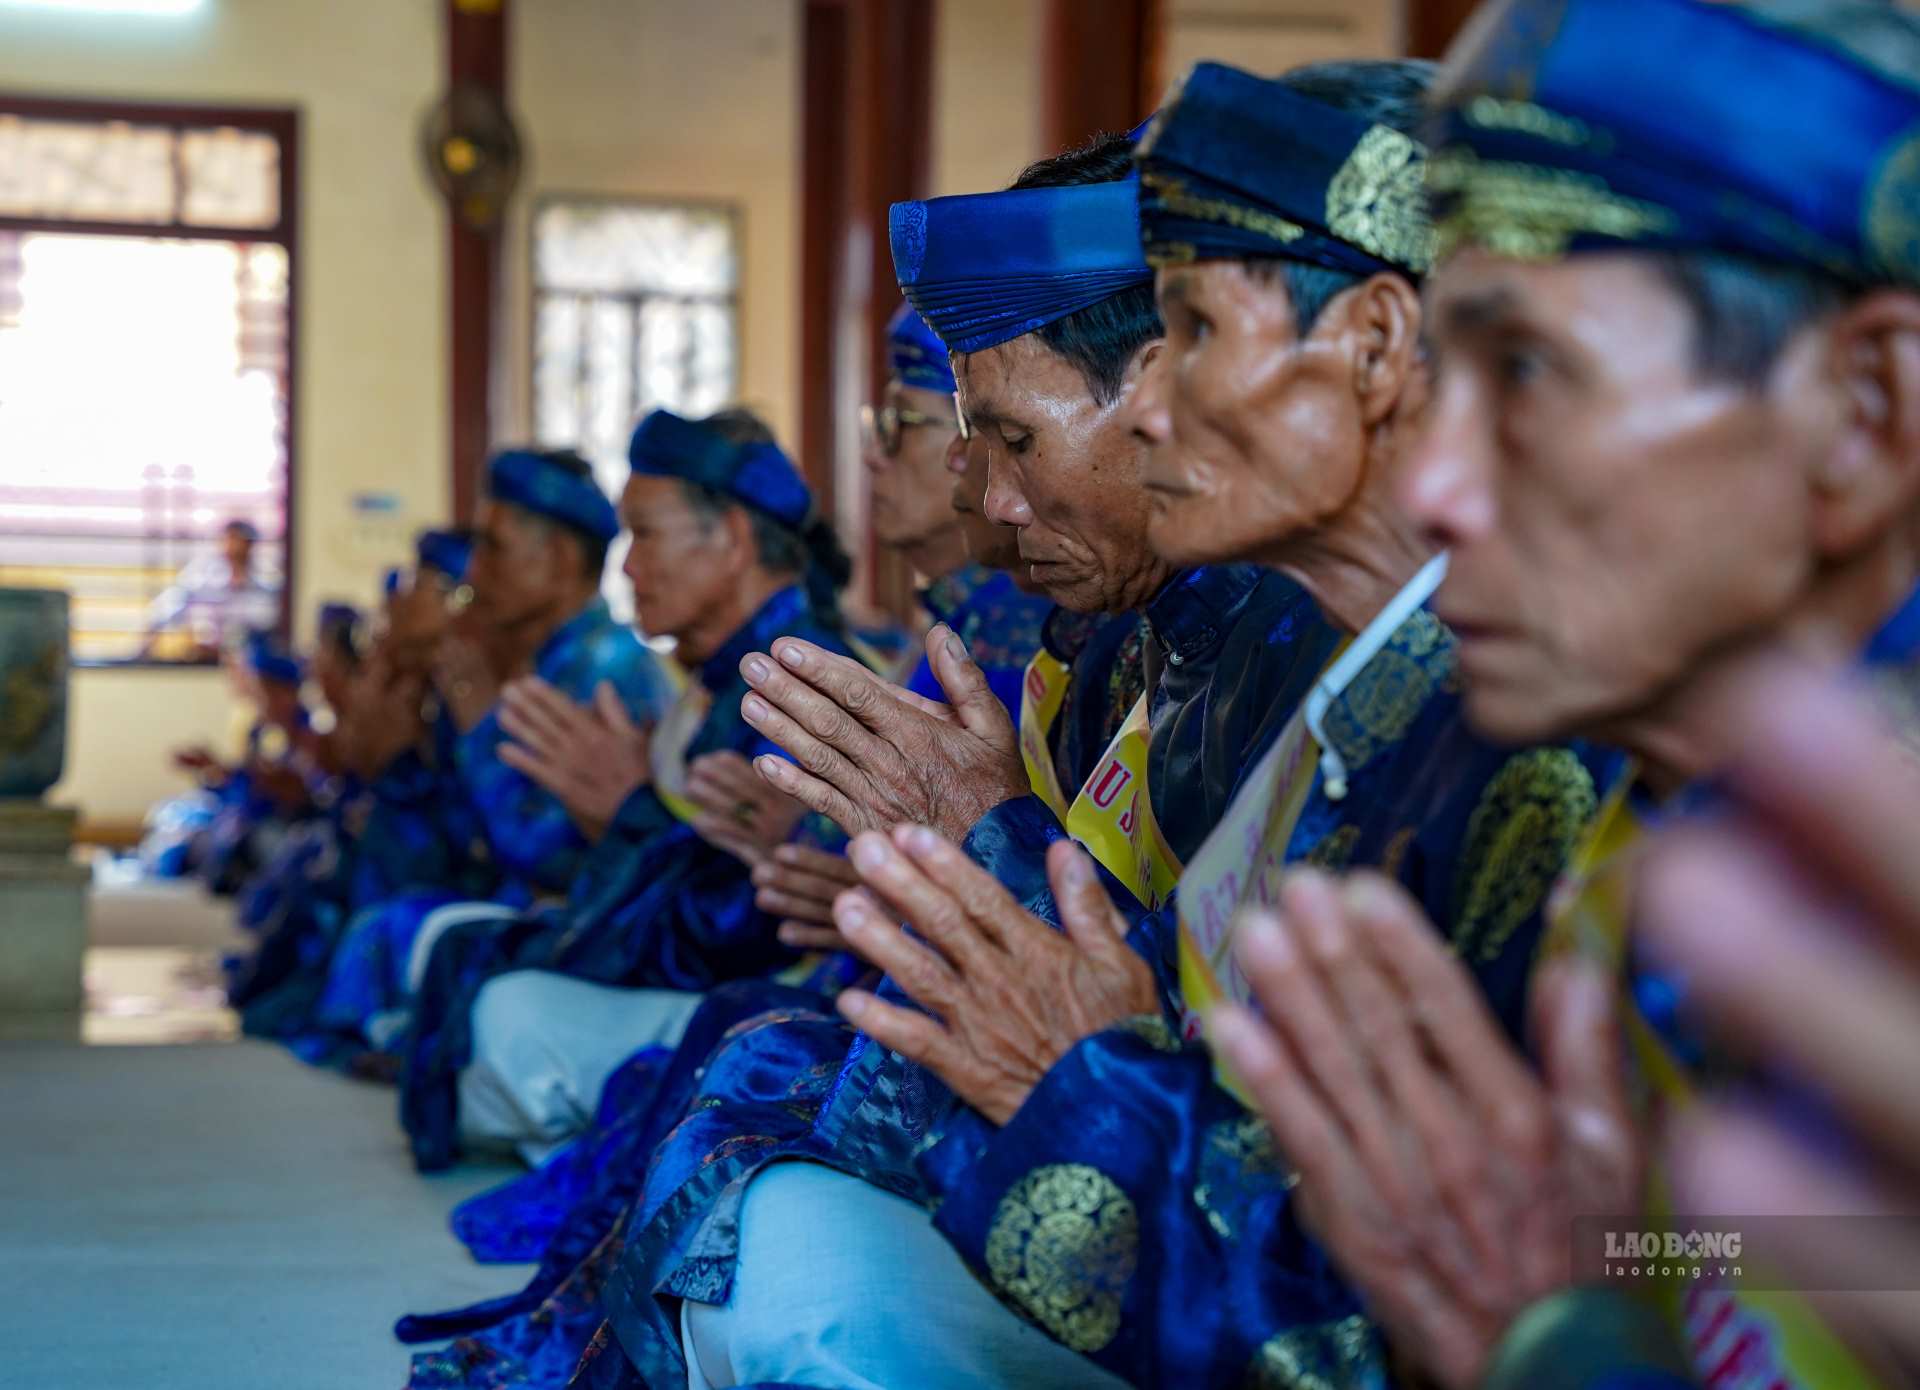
648, 661, 708, 826
1016, 647, 1180, 911
1173, 658, 1343, 1043
1543, 772, 1887, 1390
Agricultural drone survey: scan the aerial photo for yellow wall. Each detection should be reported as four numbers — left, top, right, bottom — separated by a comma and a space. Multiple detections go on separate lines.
496, 0, 802, 449
933, 0, 1045, 196
0, 0, 446, 823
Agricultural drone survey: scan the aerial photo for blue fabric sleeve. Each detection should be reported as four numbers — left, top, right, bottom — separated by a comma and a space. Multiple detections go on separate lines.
919, 1025, 1385, 1390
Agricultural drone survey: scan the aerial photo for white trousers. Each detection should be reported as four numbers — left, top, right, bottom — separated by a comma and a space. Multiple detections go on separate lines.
456, 970, 701, 1164
683, 1161, 1132, 1390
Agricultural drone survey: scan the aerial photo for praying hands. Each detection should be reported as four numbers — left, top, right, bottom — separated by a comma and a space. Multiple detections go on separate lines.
738, 623, 1031, 843
1640, 667, 1920, 1377
498, 677, 652, 841
1208, 870, 1643, 1390
831, 827, 1159, 1125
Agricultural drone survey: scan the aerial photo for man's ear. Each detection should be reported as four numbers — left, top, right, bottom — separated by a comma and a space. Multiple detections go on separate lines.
1806, 289, 1920, 556
1121, 337, 1166, 394
721, 504, 758, 573
1340, 272, 1425, 428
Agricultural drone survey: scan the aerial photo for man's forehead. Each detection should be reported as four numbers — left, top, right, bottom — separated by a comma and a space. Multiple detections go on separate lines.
1426, 250, 1668, 337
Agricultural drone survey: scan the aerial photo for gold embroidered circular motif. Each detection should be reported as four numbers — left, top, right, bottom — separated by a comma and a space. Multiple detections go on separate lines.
985, 1164, 1139, 1353
1320, 610, 1452, 776
1867, 124, 1920, 286
1326, 125, 1435, 273
1451, 747, 1598, 963
1246, 1314, 1380, 1390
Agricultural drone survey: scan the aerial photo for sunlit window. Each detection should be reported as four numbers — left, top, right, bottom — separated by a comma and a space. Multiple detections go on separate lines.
0, 99, 294, 665
531, 198, 739, 619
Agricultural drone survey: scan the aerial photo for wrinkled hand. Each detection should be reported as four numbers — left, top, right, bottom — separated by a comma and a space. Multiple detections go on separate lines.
739, 624, 1029, 842
752, 844, 863, 952
832, 827, 1159, 1125
341, 663, 427, 780
498, 678, 651, 840
1642, 666, 1920, 1375
686, 751, 809, 867
1209, 870, 1642, 1390
432, 633, 501, 732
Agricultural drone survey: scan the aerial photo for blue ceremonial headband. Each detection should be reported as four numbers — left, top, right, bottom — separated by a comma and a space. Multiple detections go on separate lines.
487, 450, 620, 545
1430, 0, 1920, 287
627, 409, 813, 532
886, 302, 956, 393
1136, 61, 1434, 278
246, 632, 302, 686
890, 177, 1154, 354
415, 528, 473, 582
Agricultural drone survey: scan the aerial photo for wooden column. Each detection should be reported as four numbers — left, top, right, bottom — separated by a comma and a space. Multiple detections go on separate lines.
1042, 0, 1165, 155
1407, 0, 1483, 59
800, 0, 935, 618
445, 0, 508, 524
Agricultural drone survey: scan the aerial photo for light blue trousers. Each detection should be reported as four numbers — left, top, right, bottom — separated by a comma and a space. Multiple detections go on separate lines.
684, 1161, 1133, 1390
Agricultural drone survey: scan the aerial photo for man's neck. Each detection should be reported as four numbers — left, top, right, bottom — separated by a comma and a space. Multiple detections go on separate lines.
1256, 456, 1434, 635
900, 523, 970, 584
674, 567, 791, 670
1602, 520, 1920, 796
502, 583, 597, 670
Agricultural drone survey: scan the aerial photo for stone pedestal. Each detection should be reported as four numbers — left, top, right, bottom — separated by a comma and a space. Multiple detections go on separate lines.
0, 801, 88, 1016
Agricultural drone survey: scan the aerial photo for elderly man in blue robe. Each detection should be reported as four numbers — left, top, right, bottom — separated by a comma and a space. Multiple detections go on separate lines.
661, 60, 1615, 1390
584, 121, 1480, 1390
394, 409, 865, 1171
286, 452, 675, 1064
1196, 3, 1920, 1388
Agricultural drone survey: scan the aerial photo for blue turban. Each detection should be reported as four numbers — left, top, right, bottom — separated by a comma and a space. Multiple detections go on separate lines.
382, 567, 404, 597
486, 450, 620, 545
627, 409, 813, 532
890, 172, 1154, 354
1136, 61, 1434, 277
317, 602, 359, 635
414, 528, 473, 582
886, 302, 957, 393
1430, 0, 1920, 287
245, 631, 302, 686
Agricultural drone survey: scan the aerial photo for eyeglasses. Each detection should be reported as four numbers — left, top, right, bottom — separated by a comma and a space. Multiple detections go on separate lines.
859, 401, 958, 457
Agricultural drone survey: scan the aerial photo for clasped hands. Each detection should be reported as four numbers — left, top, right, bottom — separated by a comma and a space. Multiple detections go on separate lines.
737, 623, 1031, 844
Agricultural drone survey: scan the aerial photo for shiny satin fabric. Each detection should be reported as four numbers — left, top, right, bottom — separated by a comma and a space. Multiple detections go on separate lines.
920, 608, 1623, 1388
398, 586, 853, 1172
1430, 0, 1920, 285
593, 567, 1336, 1387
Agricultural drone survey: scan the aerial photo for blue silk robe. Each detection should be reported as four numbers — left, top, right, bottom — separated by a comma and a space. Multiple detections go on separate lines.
919, 608, 1620, 1389
255, 601, 672, 1064
399, 585, 852, 1171
594, 567, 1336, 1387
400, 576, 1055, 1388
904, 562, 1052, 720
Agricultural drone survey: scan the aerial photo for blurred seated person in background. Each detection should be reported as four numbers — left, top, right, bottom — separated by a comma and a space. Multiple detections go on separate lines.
393, 408, 860, 1172
389, 320, 1054, 1384
140, 516, 281, 662
146, 630, 319, 892
264, 456, 675, 1068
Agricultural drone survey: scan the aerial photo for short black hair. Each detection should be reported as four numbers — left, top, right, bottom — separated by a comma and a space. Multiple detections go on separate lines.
508, 448, 611, 580
1649, 249, 1854, 386
1244, 59, 1436, 334
1001, 134, 1163, 405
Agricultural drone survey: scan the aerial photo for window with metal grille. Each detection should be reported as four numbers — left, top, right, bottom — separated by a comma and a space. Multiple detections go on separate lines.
529, 196, 738, 620
0, 96, 296, 666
